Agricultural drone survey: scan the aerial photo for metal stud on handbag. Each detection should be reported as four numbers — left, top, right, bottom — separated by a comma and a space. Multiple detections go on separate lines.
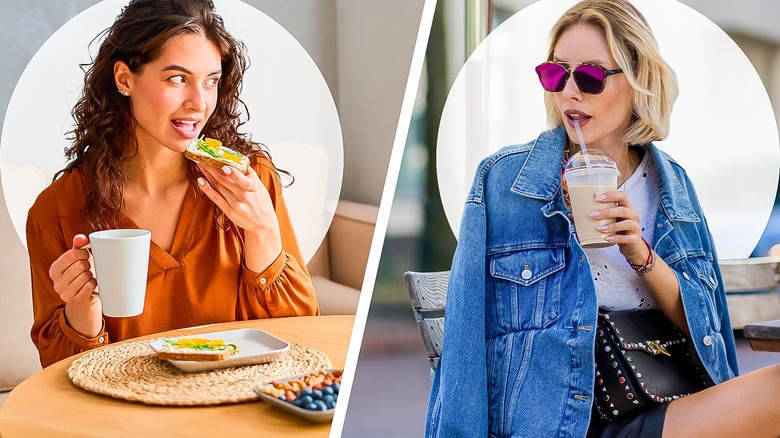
593, 310, 713, 421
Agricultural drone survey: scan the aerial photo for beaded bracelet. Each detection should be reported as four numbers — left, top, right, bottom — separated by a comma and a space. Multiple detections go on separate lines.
626, 238, 656, 277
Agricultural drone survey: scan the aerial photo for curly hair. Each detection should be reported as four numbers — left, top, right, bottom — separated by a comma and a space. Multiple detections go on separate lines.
63, 0, 274, 232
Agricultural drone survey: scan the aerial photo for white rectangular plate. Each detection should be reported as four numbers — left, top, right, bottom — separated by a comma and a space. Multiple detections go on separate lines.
149, 328, 290, 373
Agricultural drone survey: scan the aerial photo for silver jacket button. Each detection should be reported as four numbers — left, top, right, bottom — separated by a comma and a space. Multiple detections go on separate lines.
703, 335, 712, 346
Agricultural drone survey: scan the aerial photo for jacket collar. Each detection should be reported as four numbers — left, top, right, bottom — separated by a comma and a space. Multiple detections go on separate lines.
510, 128, 566, 201
647, 144, 700, 222
509, 126, 700, 222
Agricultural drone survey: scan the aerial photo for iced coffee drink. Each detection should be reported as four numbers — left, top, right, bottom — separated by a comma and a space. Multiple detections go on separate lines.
563, 150, 620, 248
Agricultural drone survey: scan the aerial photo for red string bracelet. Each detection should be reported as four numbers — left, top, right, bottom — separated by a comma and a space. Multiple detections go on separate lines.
626, 238, 656, 277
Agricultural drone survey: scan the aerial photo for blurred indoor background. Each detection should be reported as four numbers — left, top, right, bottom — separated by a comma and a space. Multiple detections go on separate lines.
342, 1, 780, 436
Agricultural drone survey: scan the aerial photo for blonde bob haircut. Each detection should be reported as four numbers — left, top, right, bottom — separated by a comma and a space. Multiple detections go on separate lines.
543, 0, 678, 145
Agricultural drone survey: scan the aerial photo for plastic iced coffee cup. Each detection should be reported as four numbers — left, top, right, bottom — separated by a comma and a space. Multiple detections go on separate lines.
563, 150, 621, 248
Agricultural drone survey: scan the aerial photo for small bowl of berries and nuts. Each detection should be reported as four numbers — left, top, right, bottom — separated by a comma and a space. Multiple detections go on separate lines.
253, 369, 342, 422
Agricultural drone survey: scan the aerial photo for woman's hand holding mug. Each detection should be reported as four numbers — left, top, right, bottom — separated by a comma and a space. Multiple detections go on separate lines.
49, 234, 98, 307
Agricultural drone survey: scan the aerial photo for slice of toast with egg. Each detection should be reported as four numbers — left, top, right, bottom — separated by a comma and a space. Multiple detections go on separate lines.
156, 337, 239, 362
185, 137, 249, 174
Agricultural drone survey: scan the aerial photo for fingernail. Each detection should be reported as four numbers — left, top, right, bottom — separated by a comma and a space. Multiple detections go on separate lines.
588, 212, 600, 218
596, 225, 608, 231
197, 177, 206, 186
605, 235, 615, 241
222, 166, 232, 174
595, 194, 607, 201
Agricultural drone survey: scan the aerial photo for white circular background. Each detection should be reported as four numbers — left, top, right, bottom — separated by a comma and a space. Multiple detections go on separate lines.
438, 0, 779, 259
0, 0, 343, 262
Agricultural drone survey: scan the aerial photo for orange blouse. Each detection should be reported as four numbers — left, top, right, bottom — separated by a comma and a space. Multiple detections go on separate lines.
27, 157, 318, 367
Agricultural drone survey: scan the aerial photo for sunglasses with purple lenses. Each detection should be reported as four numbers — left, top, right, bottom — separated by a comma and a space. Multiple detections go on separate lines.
535, 62, 623, 95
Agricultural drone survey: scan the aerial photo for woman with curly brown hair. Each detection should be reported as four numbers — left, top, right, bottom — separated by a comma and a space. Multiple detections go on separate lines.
27, 0, 318, 368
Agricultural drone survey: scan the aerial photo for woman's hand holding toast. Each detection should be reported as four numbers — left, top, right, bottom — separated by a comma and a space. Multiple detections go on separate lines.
196, 163, 283, 273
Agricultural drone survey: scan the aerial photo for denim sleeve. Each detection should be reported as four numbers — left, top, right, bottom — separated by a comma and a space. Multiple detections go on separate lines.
683, 174, 739, 378
425, 199, 488, 437
706, 226, 740, 377
680, 171, 739, 383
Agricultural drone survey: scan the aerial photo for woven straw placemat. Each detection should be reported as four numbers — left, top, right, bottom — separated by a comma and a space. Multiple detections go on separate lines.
67, 339, 332, 406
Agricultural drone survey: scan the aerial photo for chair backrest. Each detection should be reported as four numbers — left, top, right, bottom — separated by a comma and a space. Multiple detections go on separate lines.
404, 270, 450, 369
720, 257, 780, 294
1, 163, 51, 248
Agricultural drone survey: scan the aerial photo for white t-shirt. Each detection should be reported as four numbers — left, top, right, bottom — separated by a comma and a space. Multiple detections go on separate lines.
585, 149, 660, 311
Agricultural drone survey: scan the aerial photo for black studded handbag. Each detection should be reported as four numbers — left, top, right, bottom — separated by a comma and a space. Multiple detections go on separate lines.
593, 309, 713, 421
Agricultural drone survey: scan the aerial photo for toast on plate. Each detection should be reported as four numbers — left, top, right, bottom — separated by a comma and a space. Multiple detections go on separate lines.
156, 337, 239, 362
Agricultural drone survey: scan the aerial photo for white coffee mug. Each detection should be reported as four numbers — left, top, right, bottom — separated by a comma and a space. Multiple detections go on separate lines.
88, 229, 151, 317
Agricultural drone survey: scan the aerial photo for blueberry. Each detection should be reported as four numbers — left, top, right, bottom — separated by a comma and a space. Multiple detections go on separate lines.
299, 395, 314, 404
323, 394, 336, 404
278, 394, 286, 402
298, 388, 313, 397
332, 382, 340, 393
312, 389, 323, 399
304, 402, 318, 411
324, 399, 336, 409
322, 386, 335, 396
313, 400, 328, 411
293, 399, 304, 407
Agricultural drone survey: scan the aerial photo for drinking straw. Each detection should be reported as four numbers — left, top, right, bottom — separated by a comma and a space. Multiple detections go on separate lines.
573, 120, 592, 167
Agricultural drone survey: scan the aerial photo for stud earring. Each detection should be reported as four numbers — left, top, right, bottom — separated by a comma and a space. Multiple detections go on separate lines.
118, 89, 129, 96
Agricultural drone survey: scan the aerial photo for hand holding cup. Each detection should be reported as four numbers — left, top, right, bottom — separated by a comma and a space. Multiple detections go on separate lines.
590, 190, 648, 264
48, 234, 98, 307
563, 150, 620, 248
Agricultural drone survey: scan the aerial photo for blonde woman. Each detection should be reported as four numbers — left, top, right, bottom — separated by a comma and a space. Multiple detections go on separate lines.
426, 1, 780, 437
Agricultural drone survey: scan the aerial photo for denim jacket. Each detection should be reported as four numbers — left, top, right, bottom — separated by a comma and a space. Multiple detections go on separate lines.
425, 127, 739, 438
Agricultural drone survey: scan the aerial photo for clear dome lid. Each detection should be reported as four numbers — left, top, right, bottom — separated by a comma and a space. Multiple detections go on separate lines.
563, 149, 621, 178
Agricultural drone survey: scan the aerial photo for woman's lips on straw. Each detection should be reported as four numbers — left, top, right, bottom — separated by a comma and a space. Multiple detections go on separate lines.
565, 110, 591, 128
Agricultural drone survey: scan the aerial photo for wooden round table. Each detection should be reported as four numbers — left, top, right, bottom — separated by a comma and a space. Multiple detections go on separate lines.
0, 315, 353, 437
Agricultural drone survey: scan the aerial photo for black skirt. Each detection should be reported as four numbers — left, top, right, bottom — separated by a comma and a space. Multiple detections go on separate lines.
586, 403, 669, 438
